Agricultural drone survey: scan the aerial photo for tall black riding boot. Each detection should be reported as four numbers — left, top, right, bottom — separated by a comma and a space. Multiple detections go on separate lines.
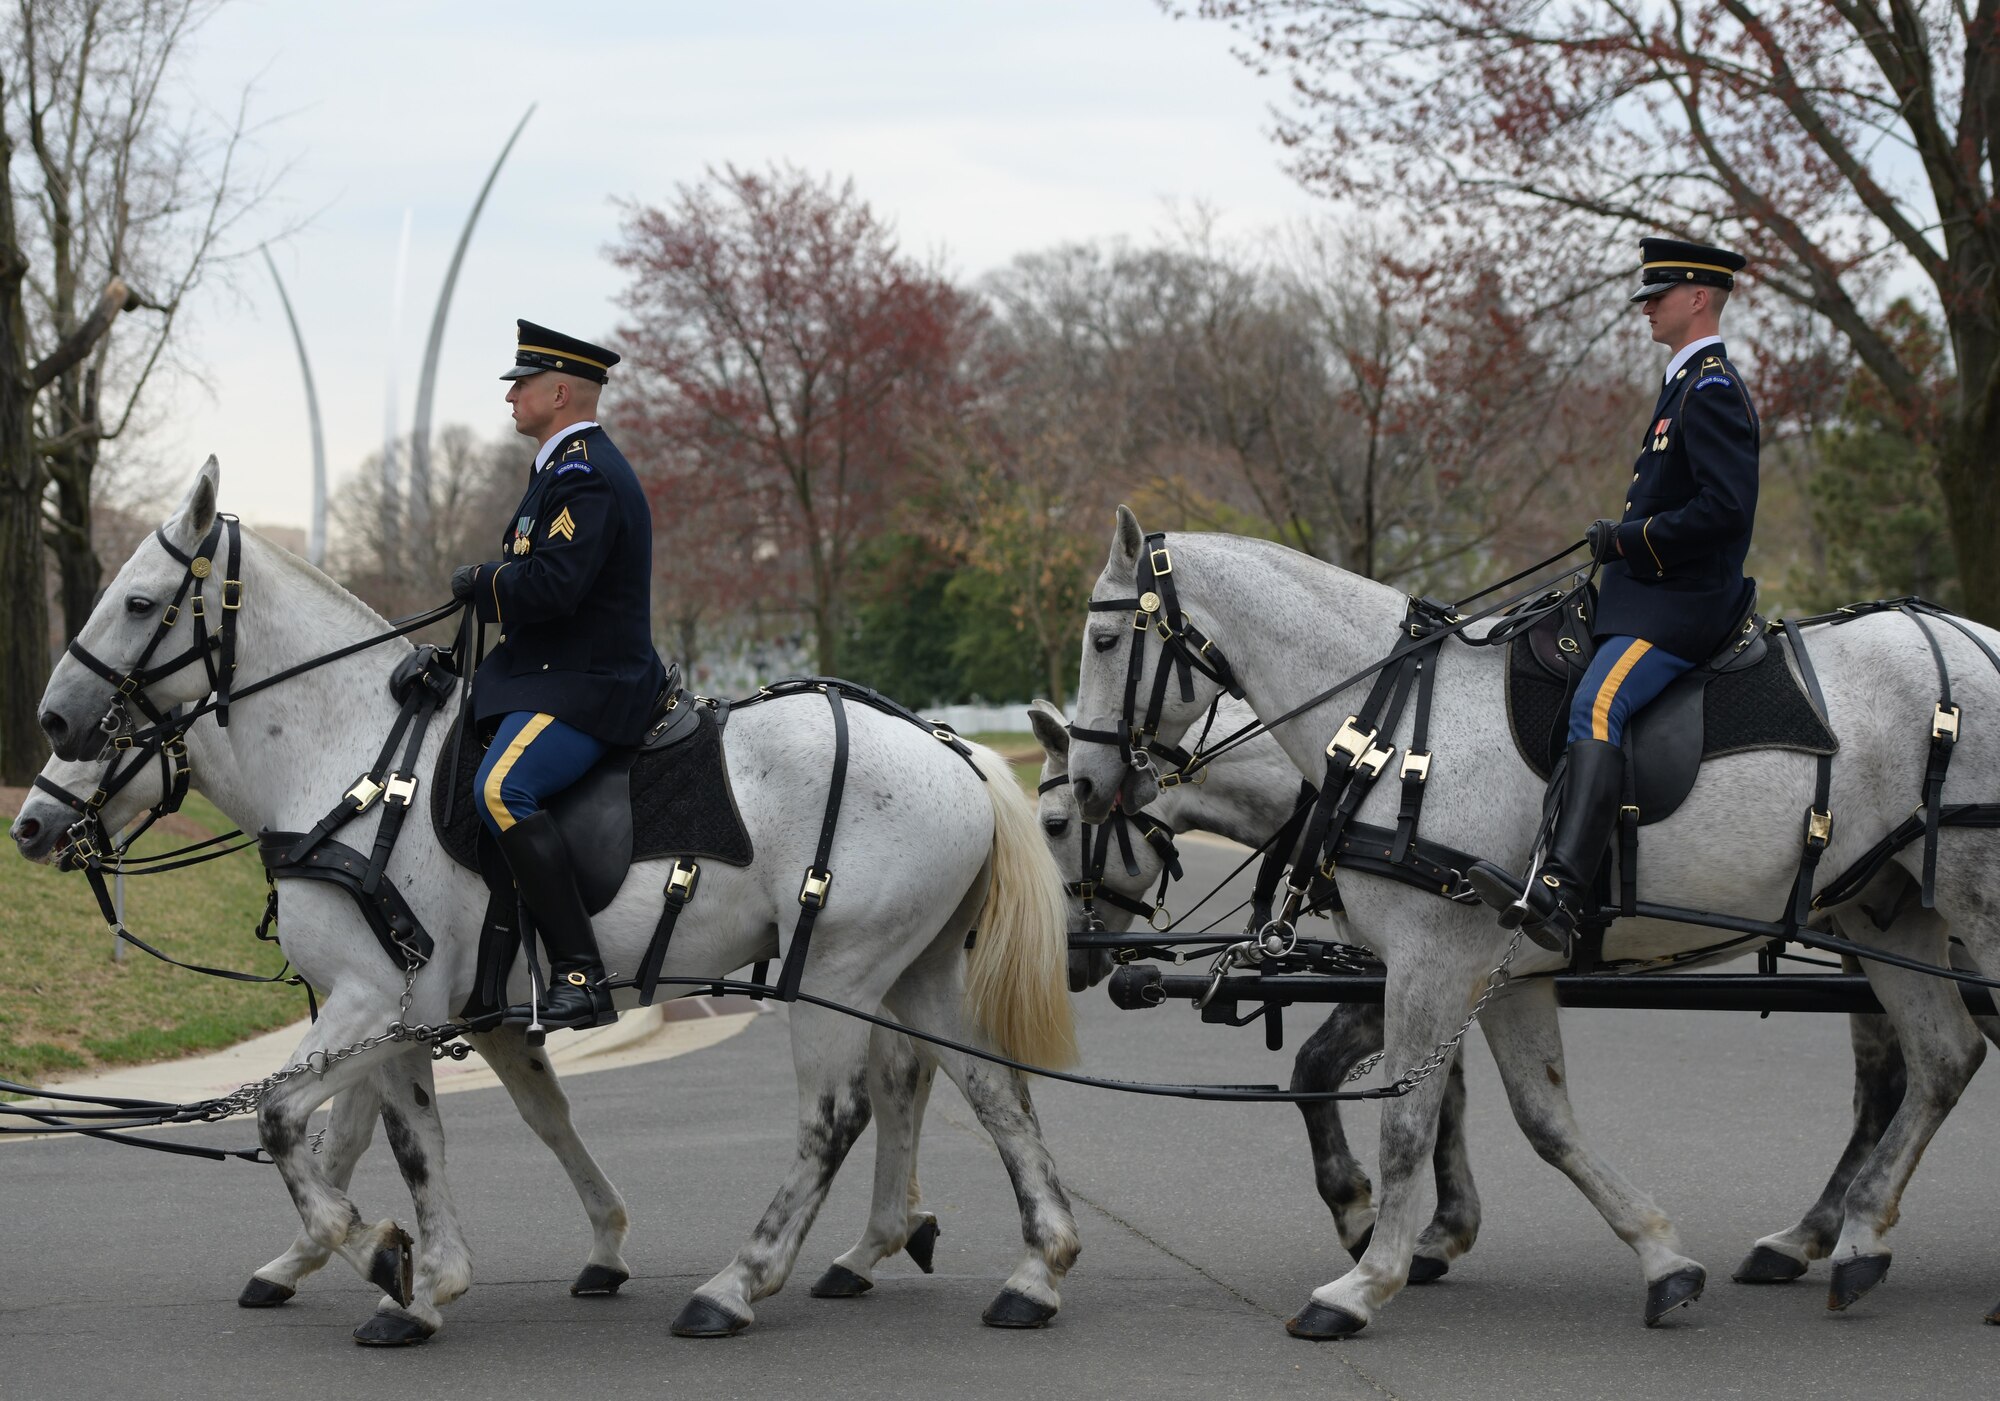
498, 811, 614, 1031
1465, 737, 1625, 956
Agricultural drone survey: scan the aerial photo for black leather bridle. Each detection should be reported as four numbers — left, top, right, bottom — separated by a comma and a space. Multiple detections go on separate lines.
1066, 532, 1243, 779
1037, 772, 1183, 931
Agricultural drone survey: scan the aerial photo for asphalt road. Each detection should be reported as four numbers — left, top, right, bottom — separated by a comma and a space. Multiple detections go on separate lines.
4, 838, 1998, 1400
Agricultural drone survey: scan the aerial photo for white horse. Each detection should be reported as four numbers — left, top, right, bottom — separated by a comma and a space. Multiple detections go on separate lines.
32, 462, 1081, 1343
1025, 697, 1480, 1278
10, 712, 950, 1322
1026, 695, 2000, 1303
1063, 507, 2000, 1336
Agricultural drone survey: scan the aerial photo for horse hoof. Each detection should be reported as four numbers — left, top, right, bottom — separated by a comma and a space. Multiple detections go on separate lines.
1644, 1265, 1706, 1326
982, 1288, 1056, 1328
570, 1263, 628, 1297
369, 1237, 414, 1308
1407, 1255, 1450, 1285
810, 1264, 874, 1299
1828, 1254, 1891, 1311
670, 1295, 750, 1338
1733, 1244, 1808, 1284
237, 1277, 295, 1309
352, 1310, 434, 1347
1286, 1300, 1367, 1339
905, 1217, 940, 1274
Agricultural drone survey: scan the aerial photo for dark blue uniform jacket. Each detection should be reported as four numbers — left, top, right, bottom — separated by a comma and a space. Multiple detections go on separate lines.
1598, 341, 1760, 663
467, 425, 666, 747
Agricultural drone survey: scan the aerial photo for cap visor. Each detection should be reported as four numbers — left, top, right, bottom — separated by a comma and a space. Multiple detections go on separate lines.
1629, 283, 1675, 303
499, 364, 546, 381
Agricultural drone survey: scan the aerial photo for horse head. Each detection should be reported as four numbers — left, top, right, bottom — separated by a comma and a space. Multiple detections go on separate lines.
1066, 505, 1231, 824
39, 459, 228, 759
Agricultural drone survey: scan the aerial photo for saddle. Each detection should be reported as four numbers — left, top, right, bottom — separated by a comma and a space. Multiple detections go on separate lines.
429, 668, 756, 915
1506, 587, 1838, 826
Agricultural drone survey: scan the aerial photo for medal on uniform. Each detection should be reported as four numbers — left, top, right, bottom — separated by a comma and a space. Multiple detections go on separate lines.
1651, 417, 1671, 452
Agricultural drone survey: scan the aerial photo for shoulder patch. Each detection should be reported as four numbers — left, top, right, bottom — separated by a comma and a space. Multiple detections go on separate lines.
554, 460, 594, 475
1693, 374, 1732, 390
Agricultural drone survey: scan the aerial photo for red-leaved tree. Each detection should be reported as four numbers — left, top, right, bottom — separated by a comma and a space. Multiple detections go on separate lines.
610, 166, 981, 674
1186, 0, 2000, 621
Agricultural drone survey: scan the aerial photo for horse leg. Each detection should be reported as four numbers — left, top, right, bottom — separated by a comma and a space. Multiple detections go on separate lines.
1285, 948, 1487, 1339
671, 1003, 876, 1337
1472, 979, 1705, 1328
887, 970, 1079, 1328
350, 1049, 472, 1346
239, 1077, 382, 1308
1736, 992, 1905, 1284
812, 1026, 939, 1298
1291, 1002, 1479, 1283
464, 1026, 632, 1296
254, 994, 425, 1311
1825, 904, 1985, 1313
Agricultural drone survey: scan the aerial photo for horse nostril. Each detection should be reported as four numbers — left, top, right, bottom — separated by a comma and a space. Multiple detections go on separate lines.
12, 817, 41, 846
40, 710, 66, 741
1071, 776, 1095, 809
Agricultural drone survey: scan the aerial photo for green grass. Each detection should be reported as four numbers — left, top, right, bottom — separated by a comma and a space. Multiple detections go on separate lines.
0, 790, 306, 1088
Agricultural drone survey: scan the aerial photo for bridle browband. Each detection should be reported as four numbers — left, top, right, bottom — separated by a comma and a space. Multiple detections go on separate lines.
1066, 533, 1243, 778
1038, 771, 1183, 931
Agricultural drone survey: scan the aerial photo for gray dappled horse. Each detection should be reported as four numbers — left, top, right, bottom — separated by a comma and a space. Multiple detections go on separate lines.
1064, 507, 2000, 1337
12, 714, 956, 1327
1026, 696, 2000, 1310
30, 462, 1081, 1345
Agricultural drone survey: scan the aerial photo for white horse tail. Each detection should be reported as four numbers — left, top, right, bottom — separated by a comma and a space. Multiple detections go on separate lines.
961, 743, 1079, 1069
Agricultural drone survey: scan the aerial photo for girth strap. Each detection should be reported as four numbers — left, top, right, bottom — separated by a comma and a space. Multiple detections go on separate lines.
777, 686, 850, 1001
1782, 622, 1835, 934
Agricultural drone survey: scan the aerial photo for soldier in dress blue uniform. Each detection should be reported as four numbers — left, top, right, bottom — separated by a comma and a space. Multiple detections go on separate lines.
1468, 238, 1760, 953
449, 320, 666, 1028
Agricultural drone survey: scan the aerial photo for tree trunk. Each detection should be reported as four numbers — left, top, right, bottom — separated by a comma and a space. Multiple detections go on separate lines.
0, 416, 50, 785
1937, 427, 2000, 625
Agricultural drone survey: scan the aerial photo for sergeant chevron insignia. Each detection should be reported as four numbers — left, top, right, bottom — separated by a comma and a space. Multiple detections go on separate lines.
547, 507, 577, 542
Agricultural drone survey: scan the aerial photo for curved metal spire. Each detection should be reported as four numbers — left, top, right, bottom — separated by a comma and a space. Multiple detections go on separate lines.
261, 245, 328, 566
408, 103, 537, 534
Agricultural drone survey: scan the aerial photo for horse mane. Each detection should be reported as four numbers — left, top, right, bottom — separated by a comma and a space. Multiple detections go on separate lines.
239, 524, 413, 645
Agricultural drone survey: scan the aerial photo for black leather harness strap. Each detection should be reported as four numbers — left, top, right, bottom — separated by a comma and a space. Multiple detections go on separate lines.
1780, 621, 1835, 935
776, 686, 850, 1002
257, 833, 434, 973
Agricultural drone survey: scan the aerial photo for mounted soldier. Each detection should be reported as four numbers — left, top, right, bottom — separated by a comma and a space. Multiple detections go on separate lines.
1466, 238, 1759, 953
450, 320, 666, 1030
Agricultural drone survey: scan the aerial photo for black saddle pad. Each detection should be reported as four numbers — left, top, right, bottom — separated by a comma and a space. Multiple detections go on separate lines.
430, 705, 755, 875
1507, 631, 1838, 783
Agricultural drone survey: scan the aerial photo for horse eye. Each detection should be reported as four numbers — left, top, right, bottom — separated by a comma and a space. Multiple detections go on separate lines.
1091, 632, 1118, 653
125, 595, 156, 617
1042, 817, 1070, 838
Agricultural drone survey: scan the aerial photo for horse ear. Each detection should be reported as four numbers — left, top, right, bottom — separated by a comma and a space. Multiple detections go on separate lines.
1110, 504, 1143, 577
165, 457, 221, 549
1027, 699, 1069, 762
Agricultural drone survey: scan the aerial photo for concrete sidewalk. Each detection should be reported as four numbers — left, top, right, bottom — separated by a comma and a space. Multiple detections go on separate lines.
4, 995, 763, 1138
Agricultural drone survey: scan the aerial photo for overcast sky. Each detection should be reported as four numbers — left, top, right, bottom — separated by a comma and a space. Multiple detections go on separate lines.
151, 0, 1324, 532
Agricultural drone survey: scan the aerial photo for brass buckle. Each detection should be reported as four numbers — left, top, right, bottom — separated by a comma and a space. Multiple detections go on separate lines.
1158, 770, 1183, 788
1149, 545, 1172, 576
221, 579, 244, 610
87, 788, 108, 810
116, 676, 139, 697
1326, 716, 1377, 766
667, 859, 700, 902
68, 831, 102, 864
565, 971, 589, 987
112, 733, 135, 750
160, 604, 179, 628
382, 774, 418, 806
189, 595, 205, 618
1074, 879, 1097, 900
1933, 704, 1960, 742
1806, 807, 1832, 848
1620, 803, 1640, 819
799, 869, 832, 909
346, 775, 385, 811
1132, 607, 1150, 631
1400, 751, 1432, 781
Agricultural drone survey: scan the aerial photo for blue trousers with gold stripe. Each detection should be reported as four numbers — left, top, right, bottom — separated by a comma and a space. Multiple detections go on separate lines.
1567, 636, 1694, 746
476, 711, 608, 835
